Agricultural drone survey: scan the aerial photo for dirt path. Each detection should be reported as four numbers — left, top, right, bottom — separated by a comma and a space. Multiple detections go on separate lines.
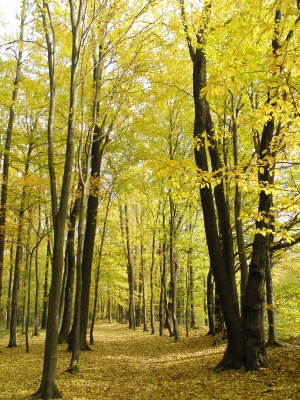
0, 323, 299, 399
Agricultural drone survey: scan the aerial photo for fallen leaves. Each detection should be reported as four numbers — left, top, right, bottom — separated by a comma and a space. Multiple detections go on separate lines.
0, 323, 299, 399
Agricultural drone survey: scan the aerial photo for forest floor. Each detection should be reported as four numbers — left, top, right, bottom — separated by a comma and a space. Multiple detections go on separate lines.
0, 322, 299, 400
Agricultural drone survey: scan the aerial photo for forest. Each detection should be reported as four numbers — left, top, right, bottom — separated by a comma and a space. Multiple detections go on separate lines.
0, 0, 299, 398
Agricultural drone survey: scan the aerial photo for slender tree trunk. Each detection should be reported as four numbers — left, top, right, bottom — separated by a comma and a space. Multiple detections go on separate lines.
58, 252, 68, 332
0, 0, 26, 306
206, 268, 215, 336
231, 96, 248, 308
26, 251, 33, 353
90, 190, 112, 345
124, 205, 135, 330
41, 236, 51, 330
33, 209, 41, 337
6, 244, 14, 330
58, 194, 80, 343
8, 142, 33, 348
266, 255, 279, 346
90, 259, 100, 345
32, 0, 82, 395
150, 233, 156, 334
140, 242, 148, 332
189, 260, 196, 329
159, 254, 165, 336
169, 196, 179, 342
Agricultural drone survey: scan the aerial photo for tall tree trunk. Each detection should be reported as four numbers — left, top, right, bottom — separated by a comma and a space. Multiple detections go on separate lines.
231, 95, 248, 308
0, 0, 26, 306
150, 232, 156, 335
159, 253, 165, 336
58, 194, 80, 344
180, 0, 245, 370
8, 142, 33, 348
124, 205, 135, 330
161, 220, 173, 337
169, 196, 179, 342
26, 250, 33, 353
33, 206, 42, 337
242, 116, 274, 370
32, 0, 83, 396
189, 261, 196, 329
79, 45, 109, 351
242, 7, 284, 371
90, 189, 112, 345
140, 241, 148, 332
41, 234, 51, 330
6, 244, 14, 330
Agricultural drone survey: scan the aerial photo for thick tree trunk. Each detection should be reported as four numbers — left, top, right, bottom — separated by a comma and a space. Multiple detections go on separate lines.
242, 6, 282, 369
242, 117, 274, 370
181, 0, 245, 369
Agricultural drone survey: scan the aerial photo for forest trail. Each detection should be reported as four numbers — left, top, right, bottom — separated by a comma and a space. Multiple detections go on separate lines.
0, 323, 299, 399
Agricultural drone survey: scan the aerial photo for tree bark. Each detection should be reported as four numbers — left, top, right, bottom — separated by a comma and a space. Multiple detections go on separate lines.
79, 45, 109, 350
0, 0, 26, 306
180, 0, 245, 369
206, 268, 215, 336
58, 194, 80, 344
8, 142, 33, 348
32, 0, 82, 395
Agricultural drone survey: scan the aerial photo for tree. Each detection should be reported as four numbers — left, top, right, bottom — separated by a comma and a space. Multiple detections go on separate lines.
32, 0, 85, 395
180, 0, 245, 370
0, 0, 27, 308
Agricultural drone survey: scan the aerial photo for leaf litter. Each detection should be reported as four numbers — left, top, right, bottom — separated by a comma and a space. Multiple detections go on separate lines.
0, 323, 299, 399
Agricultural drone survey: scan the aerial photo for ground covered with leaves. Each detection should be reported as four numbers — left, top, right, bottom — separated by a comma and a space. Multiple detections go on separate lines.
0, 323, 299, 399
